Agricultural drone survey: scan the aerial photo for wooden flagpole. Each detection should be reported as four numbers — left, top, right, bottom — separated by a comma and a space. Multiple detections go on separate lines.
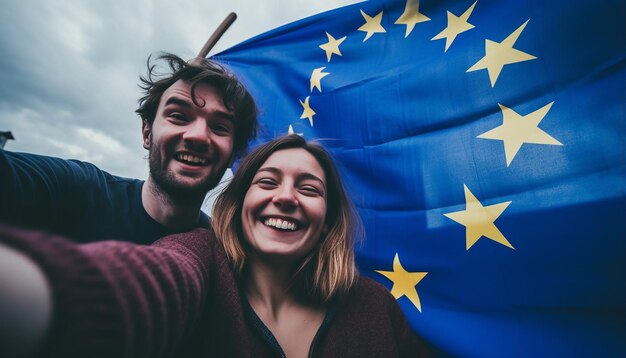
192, 12, 237, 65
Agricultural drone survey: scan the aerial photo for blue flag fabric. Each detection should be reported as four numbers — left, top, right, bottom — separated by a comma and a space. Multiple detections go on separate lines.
213, 0, 626, 356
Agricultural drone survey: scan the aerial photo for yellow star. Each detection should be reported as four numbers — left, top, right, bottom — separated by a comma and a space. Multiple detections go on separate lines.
287, 125, 303, 136
432, 1, 476, 52
319, 32, 346, 62
310, 67, 330, 93
394, 0, 430, 38
376, 253, 427, 312
478, 102, 562, 166
358, 10, 386, 42
444, 185, 513, 250
299, 96, 316, 126
467, 20, 537, 87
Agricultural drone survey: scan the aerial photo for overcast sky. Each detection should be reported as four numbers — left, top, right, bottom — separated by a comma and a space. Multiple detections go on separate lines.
0, 0, 360, 210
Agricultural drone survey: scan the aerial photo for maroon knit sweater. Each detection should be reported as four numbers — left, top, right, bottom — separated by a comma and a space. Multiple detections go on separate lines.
0, 225, 431, 357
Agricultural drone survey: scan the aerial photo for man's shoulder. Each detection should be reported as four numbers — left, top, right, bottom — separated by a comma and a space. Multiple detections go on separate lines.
101, 173, 144, 188
2, 149, 115, 181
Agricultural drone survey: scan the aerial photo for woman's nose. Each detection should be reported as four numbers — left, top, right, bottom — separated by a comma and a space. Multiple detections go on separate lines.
272, 185, 298, 209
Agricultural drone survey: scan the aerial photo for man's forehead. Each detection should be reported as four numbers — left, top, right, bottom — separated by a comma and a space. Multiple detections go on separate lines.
161, 80, 232, 112
159, 80, 235, 117
163, 79, 214, 98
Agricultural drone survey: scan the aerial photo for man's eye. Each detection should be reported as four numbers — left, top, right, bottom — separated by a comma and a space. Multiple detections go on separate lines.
169, 113, 188, 122
212, 124, 232, 136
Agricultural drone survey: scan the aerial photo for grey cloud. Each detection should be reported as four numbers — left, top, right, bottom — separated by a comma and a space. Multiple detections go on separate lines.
0, 0, 360, 182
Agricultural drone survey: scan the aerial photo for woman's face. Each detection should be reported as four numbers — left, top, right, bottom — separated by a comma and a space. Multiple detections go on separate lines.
241, 148, 327, 263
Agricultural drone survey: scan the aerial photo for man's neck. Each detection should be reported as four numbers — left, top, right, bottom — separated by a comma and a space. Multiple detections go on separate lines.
141, 177, 204, 231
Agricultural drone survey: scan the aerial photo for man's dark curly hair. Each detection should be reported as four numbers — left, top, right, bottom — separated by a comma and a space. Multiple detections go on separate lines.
136, 53, 258, 159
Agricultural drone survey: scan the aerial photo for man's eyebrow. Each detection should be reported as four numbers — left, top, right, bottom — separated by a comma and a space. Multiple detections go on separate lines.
163, 97, 192, 108
164, 96, 235, 121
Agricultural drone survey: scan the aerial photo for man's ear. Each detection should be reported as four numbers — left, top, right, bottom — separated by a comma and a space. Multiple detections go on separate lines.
142, 120, 151, 149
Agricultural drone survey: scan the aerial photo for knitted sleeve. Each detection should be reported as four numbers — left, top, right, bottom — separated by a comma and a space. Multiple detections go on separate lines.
0, 225, 214, 358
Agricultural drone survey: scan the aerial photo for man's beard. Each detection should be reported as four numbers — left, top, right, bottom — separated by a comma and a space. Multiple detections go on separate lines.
148, 145, 227, 200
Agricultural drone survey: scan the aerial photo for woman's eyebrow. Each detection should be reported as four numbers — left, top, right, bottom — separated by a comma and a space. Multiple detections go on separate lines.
256, 167, 280, 175
298, 173, 326, 189
256, 167, 325, 188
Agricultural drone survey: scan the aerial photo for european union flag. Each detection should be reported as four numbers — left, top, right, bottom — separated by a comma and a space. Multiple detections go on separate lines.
213, 0, 626, 356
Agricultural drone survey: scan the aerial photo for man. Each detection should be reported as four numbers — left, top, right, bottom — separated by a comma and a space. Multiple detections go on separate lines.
0, 53, 258, 244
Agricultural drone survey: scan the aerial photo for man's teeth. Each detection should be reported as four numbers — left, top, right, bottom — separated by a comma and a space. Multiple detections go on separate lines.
264, 218, 297, 231
177, 154, 208, 165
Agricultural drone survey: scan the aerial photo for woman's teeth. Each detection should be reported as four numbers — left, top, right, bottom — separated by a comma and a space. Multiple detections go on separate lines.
264, 218, 297, 231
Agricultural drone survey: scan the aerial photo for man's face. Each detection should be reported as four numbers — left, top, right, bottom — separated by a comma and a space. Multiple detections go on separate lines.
142, 80, 235, 198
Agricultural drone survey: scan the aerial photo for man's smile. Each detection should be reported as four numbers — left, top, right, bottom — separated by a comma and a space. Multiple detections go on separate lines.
174, 152, 210, 166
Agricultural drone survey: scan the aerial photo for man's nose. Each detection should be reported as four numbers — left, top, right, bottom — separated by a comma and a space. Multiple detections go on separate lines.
183, 119, 211, 145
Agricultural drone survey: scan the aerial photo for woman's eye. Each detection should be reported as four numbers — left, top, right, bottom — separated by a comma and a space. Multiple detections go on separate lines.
299, 186, 322, 196
257, 178, 277, 188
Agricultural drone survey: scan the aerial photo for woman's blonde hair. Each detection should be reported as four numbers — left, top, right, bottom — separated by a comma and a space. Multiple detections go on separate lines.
212, 135, 364, 303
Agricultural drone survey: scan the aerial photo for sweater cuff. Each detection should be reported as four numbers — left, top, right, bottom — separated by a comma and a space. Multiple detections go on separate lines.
0, 224, 125, 357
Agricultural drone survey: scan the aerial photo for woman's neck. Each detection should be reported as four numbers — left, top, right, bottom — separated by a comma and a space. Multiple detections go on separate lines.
244, 258, 296, 318
243, 257, 326, 358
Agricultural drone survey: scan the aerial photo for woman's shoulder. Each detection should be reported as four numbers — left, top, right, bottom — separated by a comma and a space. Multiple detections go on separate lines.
353, 275, 395, 300
339, 275, 401, 314
152, 227, 217, 251
328, 276, 434, 357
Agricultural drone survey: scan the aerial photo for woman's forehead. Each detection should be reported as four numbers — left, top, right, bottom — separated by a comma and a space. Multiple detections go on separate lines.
259, 148, 325, 181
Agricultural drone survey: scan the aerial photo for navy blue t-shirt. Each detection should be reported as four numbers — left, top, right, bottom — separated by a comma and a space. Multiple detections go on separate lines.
0, 149, 210, 244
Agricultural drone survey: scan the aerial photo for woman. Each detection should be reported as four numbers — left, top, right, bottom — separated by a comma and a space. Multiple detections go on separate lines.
0, 135, 430, 357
